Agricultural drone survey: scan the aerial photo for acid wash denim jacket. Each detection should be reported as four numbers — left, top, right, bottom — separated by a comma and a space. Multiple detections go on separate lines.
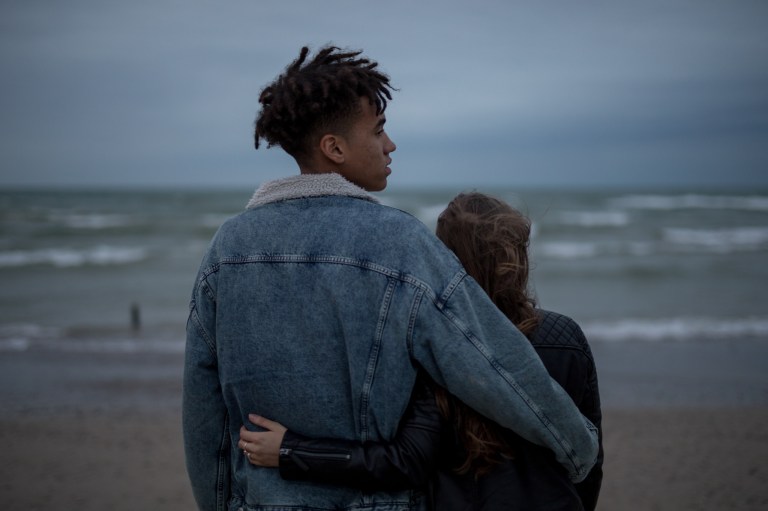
183, 173, 598, 511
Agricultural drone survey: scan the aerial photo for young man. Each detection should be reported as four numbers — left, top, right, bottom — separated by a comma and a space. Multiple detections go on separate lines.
183, 45, 598, 511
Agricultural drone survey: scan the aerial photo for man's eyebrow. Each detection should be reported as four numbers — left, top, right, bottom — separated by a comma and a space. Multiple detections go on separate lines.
375, 117, 386, 129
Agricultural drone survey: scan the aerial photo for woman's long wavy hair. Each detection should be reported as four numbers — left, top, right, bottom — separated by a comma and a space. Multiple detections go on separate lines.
434, 192, 539, 477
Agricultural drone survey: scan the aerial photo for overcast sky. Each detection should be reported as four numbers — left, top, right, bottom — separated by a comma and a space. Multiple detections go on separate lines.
1, 0, 767, 190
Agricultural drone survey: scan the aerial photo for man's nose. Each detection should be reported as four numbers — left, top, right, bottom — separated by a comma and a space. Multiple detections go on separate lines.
386, 136, 396, 153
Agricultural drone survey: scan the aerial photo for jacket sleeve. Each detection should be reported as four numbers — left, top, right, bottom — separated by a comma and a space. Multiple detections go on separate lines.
531, 312, 604, 510
411, 274, 599, 483
183, 272, 231, 511
566, 329, 604, 510
278, 381, 443, 492
565, 338, 603, 511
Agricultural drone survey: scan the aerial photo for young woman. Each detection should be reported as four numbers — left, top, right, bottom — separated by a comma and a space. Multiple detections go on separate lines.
238, 192, 604, 510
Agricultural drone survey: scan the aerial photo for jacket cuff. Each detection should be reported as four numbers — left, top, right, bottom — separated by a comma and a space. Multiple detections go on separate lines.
278, 430, 353, 482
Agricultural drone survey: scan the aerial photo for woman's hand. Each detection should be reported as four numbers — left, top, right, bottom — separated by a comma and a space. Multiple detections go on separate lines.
238, 414, 288, 467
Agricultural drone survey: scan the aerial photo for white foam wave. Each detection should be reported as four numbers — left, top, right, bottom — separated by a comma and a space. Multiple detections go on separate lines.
610, 194, 768, 211
0, 322, 184, 353
0, 246, 148, 268
58, 213, 135, 229
5, 317, 765, 351
583, 317, 768, 342
664, 227, 768, 252
200, 214, 232, 229
0, 337, 185, 354
37, 338, 185, 354
536, 241, 600, 259
537, 239, 664, 260
558, 210, 630, 227
537, 227, 768, 259
0, 338, 31, 352
0, 324, 61, 352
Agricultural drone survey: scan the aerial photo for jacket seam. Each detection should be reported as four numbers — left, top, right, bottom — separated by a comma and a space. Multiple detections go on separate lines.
189, 272, 218, 354
216, 412, 230, 511
196, 262, 220, 298
434, 270, 468, 309
212, 254, 444, 293
187, 307, 216, 355
406, 288, 426, 360
359, 278, 397, 442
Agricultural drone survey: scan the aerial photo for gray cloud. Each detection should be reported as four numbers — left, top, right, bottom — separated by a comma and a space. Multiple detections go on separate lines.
1, 0, 766, 189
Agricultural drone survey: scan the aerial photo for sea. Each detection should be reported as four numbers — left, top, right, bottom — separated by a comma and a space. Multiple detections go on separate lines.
2, 185, 768, 356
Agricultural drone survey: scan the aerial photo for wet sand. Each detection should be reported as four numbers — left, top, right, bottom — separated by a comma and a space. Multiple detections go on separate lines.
1, 338, 768, 510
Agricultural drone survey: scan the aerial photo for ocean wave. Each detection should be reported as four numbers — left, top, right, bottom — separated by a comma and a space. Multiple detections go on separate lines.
57, 213, 136, 229
0, 322, 184, 353
535, 241, 600, 259
664, 227, 768, 252
4, 317, 766, 352
413, 204, 449, 227
609, 194, 768, 211
536, 228, 768, 259
0, 324, 61, 352
200, 214, 233, 229
0, 337, 185, 354
557, 210, 630, 227
582, 317, 768, 342
0, 245, 148, 268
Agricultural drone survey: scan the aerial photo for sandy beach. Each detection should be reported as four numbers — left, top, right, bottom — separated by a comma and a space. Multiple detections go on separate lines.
2, 338, 768, 510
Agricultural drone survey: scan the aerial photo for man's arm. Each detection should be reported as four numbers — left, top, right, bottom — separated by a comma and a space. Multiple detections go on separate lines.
183, 276, 231, 511
412, 274, 599, 482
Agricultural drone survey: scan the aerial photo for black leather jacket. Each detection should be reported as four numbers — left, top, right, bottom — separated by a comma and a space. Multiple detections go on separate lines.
278, 310, 603, 510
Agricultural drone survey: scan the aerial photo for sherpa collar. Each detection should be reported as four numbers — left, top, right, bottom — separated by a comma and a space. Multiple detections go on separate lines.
246, 173, 380, 209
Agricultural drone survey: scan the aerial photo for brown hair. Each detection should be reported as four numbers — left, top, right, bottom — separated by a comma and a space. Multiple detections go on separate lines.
434, 192, 539, 476
253, 45, 395, 163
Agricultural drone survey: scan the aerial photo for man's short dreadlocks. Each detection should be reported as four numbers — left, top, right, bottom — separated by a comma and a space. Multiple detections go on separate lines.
253, 45, 395, 162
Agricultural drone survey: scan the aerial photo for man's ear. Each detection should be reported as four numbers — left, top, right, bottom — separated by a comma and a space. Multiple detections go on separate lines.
319, 134, 345, 164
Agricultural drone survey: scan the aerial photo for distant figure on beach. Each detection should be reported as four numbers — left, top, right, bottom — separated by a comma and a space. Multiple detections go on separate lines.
239, 192, 604, 510
182, 45, 597, 510
130, 302, 141, 333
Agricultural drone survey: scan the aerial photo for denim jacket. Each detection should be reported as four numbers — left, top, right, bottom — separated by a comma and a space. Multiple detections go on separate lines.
183, 173, 598, 511
275, 310, 603, 511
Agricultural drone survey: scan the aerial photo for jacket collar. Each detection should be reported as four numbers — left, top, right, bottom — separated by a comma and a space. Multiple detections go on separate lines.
246, 173, 380, 209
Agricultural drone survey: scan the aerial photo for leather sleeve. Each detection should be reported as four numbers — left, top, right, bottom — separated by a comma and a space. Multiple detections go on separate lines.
278, 381, 443, 492
573, 339, 603, 511
532, 310, 604, 511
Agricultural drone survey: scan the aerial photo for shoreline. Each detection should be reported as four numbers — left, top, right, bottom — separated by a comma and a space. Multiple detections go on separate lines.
2, 337, 768, 510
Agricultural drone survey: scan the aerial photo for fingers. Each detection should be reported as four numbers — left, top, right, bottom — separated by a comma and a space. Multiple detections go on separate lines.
248, 414, 287, 434
239, 440, 279, 467
237, 419, 284, 468
238, 437, 261, 465
240, 424, 259, 443
237, 433, 250, 452
241, 444, 259, 466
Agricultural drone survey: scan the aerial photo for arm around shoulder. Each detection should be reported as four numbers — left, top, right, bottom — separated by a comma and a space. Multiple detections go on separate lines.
411, 276, 599, 482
